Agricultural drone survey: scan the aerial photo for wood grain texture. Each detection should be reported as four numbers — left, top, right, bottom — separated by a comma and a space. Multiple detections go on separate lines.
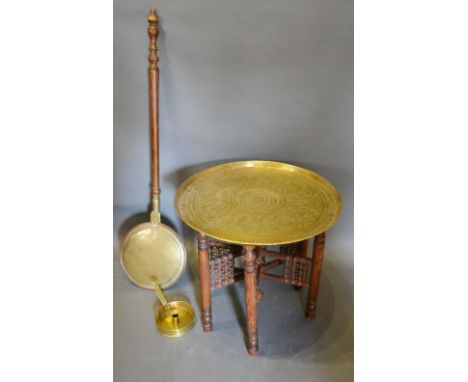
147, 8, 160, 197
243, 245, 259, 356
255, 247, 264, 303
306, 232, 326, 319
198, 233, 212, 331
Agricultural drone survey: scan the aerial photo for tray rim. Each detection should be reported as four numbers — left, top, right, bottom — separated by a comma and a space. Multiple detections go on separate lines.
174, 160, 342, 246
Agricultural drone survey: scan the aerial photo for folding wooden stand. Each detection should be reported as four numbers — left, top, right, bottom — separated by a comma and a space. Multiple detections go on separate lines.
197, 232, 326, 356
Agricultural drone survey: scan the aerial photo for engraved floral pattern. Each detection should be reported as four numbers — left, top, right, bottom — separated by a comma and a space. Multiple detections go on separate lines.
176, 162, 341, 245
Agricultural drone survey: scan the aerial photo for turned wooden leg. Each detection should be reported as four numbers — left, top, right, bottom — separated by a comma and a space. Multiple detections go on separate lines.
198, 233, 212, 331
244, 245, 259, 356
294, 239, 309, 290
306, 232, 326, 320
255, 247, 264, 303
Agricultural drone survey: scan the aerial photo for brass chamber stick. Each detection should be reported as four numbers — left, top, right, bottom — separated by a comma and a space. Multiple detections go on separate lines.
153, 280, 196, 338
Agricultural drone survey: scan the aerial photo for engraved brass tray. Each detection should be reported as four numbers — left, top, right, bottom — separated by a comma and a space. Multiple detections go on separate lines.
174, 161, 342, 246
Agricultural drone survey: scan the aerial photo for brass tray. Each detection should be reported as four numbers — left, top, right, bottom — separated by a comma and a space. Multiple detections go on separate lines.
174, 161, 342, 246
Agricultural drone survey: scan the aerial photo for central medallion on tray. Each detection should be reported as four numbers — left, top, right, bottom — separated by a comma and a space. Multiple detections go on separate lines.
232, 188, 285, 214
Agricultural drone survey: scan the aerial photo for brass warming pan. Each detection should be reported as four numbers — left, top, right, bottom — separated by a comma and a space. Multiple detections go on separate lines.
120, 8, 186, 289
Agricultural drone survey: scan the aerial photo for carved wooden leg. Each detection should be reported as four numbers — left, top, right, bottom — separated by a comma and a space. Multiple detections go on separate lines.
198, 233, 212, 331
244, 245, 259, 356
294, 239, 309, 290
306, 232, 326, 320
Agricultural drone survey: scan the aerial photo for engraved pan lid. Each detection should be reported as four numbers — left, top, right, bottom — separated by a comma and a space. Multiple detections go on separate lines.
174, 161, 342, 246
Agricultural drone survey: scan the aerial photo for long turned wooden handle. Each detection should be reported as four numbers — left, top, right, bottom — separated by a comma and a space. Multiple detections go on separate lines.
148, 8, 160, 212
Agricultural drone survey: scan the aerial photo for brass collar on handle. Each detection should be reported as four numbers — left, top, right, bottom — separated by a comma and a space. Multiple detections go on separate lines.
151, 194, 161, 224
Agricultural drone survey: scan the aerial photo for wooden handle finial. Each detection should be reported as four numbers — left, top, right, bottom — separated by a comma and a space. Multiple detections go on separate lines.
148, 8, 160, 210
148, 8, 159, 62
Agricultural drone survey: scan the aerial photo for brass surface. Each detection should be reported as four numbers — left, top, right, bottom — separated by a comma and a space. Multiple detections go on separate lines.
155, 300, 196, 338
120, 223, 187, 289
153, 281, 195, 338
119, 9, 187, 291
153, 279, 168, 306
175, 161, 342, 246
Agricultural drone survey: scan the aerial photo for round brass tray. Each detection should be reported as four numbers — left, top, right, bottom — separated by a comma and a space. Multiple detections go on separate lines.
174, 161, 342, 246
